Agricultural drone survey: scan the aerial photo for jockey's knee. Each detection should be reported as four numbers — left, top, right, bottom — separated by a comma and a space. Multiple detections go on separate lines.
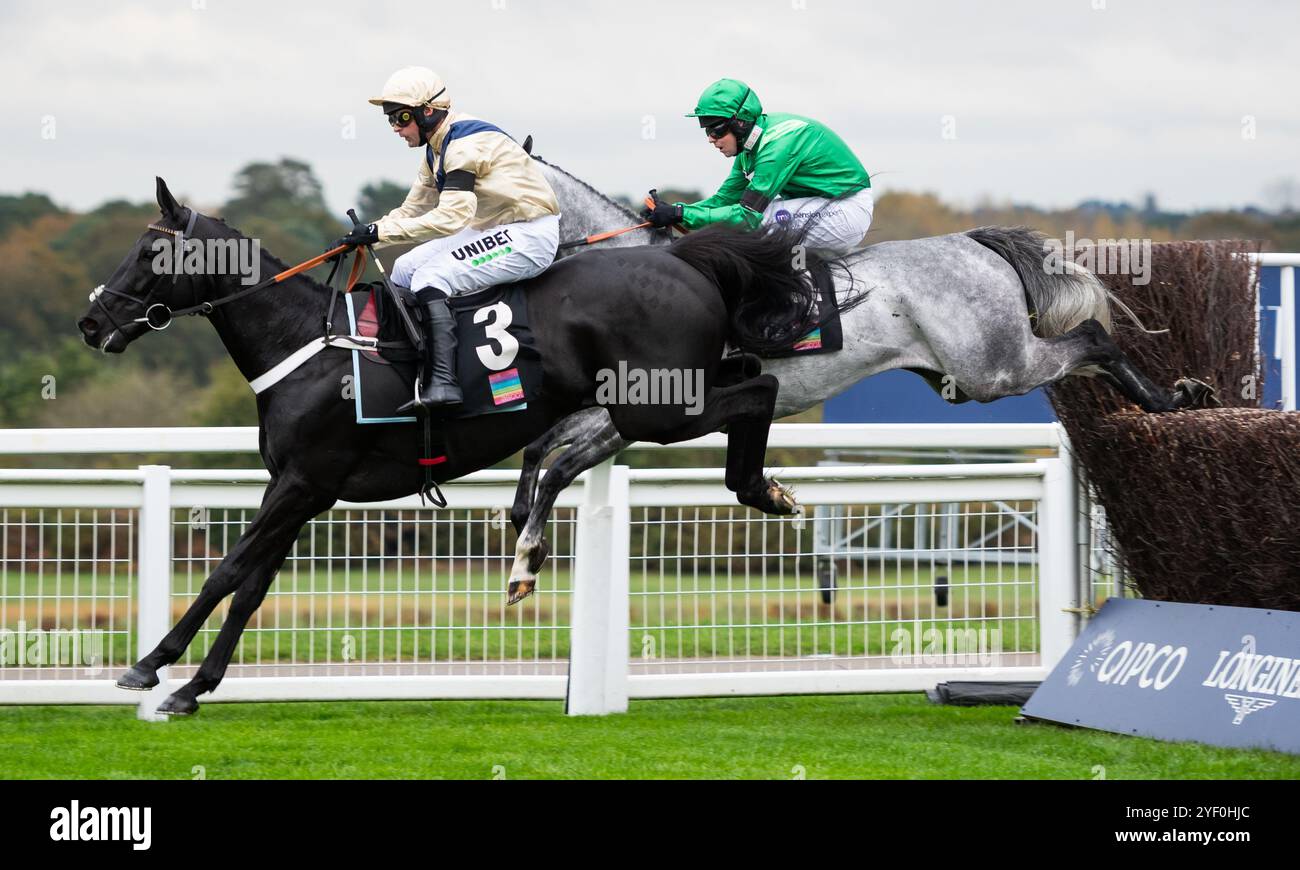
409, 264, 455, 300
414, 285, 451, 304
391, 250, 420, 290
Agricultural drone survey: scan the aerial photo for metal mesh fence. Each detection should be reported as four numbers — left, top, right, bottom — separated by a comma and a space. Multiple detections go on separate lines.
1, 456, 1104, 692
629, 500, 1039, 675
171, 506, 577, 678
0, 507, 136, 678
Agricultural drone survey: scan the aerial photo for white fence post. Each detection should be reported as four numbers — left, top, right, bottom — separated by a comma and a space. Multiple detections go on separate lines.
136, 465, 172, 721
1036, 457, 1078, 670
566, 460, 630, 716
1060, 425, 1096, 619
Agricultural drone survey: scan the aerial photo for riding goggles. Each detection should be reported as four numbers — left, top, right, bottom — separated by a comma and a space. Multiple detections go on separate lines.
701, 117, 731, 140
386, 107, 418, 129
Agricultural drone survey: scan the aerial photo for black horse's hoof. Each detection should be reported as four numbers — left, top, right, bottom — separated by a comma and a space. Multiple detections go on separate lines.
115, 665, 159, 691
738, 478, 799, 516
156, 693, 198, 717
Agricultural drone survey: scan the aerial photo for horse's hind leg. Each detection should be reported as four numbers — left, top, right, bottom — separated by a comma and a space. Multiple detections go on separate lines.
1074, 320, 1217, 410
951, 319, 1216, 412
507, 417, 625, 606
152, 478, 336, 716
510, 407, 627, 535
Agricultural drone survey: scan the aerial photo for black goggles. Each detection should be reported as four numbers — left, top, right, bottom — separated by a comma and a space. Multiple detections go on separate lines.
701, 118, 731, 139
386, 106, 419, 129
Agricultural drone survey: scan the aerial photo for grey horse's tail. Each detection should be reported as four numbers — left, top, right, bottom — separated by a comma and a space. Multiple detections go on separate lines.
966, 226, 1114, 337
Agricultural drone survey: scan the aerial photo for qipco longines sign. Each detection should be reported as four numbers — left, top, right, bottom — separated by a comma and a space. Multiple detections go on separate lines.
1023, 598, 1300, 754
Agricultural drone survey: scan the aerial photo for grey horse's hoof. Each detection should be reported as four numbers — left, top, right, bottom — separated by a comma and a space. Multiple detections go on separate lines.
115, 665, 159, 691
507, 573, 537, 607
1174, 377, 1220, 410
156, 693, 198, 717
526, 536, 550, 575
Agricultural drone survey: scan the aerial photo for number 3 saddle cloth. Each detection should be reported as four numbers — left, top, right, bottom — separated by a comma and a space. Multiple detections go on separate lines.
342, 282, 542, 424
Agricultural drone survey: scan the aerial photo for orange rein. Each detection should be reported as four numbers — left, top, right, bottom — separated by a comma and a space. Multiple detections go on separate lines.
273, 244, 367, 291
557, 196, 689, 251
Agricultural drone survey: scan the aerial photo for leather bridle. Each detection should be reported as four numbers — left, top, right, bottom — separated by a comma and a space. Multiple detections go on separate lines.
87, 207, 201, 336
87, 207, 363, 338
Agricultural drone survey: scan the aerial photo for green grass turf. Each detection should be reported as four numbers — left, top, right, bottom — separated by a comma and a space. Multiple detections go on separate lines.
2, 694, 1296, 779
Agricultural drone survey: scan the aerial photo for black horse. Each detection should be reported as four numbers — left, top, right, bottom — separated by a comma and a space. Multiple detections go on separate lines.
78, 178, 829, 715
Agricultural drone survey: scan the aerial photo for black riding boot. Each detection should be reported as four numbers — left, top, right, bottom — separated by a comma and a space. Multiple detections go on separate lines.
398, 293, 462, 412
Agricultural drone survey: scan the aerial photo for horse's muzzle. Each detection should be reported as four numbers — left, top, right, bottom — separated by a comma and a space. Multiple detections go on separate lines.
77, 316, 102, 347
77, 316, 128, 353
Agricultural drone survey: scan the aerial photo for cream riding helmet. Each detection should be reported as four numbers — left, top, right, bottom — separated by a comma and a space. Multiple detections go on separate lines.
369, 66, 453, 141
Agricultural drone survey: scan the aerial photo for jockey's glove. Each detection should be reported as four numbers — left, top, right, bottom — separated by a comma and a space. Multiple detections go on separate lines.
644, 201, 684, 228
337, 223, 379, 248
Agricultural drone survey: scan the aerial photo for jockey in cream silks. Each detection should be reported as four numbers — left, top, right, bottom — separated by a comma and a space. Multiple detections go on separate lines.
340, 66, 561, 410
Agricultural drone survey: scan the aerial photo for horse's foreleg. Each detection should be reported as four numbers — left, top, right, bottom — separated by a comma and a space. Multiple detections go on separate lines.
954, 319, 1216, 412
619, 374, 794, 515
153, 478, 336, 716
722, 378, 797, 514
506, 414, 626, 606
117, 477, 293, 691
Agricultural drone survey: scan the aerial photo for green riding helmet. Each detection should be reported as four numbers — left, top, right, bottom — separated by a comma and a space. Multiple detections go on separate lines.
685, 78, 764, 150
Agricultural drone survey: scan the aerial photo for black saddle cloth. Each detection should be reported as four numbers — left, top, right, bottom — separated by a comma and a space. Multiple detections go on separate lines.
342, 282, 542, 423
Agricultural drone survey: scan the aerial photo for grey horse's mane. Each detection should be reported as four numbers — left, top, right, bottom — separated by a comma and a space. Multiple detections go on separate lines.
531, 154, 642, 222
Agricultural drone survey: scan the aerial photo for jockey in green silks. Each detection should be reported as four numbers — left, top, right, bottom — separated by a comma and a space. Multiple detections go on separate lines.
643, 78, 874, 254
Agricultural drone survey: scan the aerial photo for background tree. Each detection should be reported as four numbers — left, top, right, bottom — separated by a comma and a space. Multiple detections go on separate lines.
357, 180, 410, 221
0, 192, 64, 237
0, 214, 89, 344
50, 199, 157, 285
191, 360, 260, 427
4, 154, 1298, 430
221, 158, 344, 265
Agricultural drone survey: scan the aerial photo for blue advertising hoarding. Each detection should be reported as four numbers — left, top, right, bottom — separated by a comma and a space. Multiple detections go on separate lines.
1022, 598, 1300, 754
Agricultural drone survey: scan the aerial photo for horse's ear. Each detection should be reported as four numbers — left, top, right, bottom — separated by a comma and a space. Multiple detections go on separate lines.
155, 177, 181, 218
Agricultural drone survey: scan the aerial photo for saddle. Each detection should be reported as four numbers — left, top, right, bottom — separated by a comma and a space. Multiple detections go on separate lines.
341, 281, 542, 424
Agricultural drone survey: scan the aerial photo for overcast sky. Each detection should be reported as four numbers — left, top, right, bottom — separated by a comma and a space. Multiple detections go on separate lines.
2, 0, 1296, 219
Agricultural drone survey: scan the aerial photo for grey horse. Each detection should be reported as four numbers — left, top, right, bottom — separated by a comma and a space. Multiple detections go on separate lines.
502, 156, 1213, 593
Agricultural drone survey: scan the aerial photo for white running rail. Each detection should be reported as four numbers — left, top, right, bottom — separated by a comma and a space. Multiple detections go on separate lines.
0, 424, 1083, 717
